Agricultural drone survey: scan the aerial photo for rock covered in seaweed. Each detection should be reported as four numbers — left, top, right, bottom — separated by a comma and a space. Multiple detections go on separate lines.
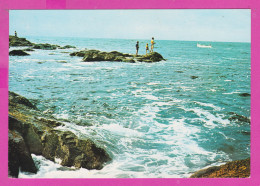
70, 49, 165, 63
8, 91, 111, 177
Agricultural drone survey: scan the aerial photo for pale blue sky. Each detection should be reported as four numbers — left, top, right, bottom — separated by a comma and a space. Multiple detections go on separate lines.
10, 9, 251, 42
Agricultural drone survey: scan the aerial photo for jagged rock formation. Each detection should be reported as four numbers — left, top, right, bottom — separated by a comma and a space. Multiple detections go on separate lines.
8, 91, 111, 178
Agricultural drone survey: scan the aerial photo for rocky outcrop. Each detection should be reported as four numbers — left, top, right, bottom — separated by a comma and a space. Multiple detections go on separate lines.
33, 43, 60, 50
9, 50, 30, 56
8, 91, 111, 177
9, 35, 34, 47
190, 158, 250, 178
70, 49, 165, 63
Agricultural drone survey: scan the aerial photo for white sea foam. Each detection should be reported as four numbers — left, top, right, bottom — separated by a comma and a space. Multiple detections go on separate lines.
194, 101, 222, 111
181, 106, 230, 128
222, 91, 240, 95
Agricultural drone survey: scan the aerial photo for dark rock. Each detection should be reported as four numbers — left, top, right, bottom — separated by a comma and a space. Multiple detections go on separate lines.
239, 93, 250, 97
70, 50, 165, 63
44, 130, 111, 169
137, 52, 165, 62
191, 76, 199, 79
190, 158, 250, 178
8, 129, 37, 178
228, 112, 250, 123
59, 45, 76, 49
9, 35, 34, 47
33, 43, 60, 50
9, 91, 37, 110
9, 50, 30, 56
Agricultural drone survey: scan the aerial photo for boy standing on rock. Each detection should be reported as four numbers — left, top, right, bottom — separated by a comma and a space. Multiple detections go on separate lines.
146, 43, 149, 55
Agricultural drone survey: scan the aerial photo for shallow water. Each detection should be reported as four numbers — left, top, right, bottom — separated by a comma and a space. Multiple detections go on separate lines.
9, 36, 250, 178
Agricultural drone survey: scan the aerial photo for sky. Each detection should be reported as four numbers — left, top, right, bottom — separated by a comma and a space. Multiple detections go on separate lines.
9, 9, 251, 42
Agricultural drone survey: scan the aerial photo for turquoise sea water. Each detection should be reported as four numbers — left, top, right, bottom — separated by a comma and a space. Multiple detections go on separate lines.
9, 36, 250, 178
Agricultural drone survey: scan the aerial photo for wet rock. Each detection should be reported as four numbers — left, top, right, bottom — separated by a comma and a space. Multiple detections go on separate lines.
43, 131, 111, 169
9, 35, 34, 47
57, 61, 68, 63
9, 91, 37, 110
33, 43, 60, 50
228, 112, 250, 124
190, 158, 250, 178
136, 52, 165, 62
191, 76, 199, 79
9, 50, 30, 56
59, 45, 76, 49
23, 48, 35, 51
239, 93, 250, 97
70, 50, 165, 63
8, 91, 111, 175
8, 129, 37, 178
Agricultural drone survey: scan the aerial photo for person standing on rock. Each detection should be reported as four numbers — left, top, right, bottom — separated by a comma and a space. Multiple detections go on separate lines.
136, 41, 139, 56
15, 31, 17, 37
146, 43, 149, 55
150, 37, 155, 53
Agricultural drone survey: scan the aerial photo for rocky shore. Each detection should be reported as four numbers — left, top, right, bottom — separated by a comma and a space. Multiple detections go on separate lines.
190, 158, 250, 178
8, 91, 111, 178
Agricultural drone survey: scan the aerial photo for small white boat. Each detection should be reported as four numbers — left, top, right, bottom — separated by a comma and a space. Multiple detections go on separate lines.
197, 43, 212, 48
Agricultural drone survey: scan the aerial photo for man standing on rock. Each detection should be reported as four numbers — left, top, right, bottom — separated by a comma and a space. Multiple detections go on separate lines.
15, 31, 17, 37
136, 41, 139, 56
151, 37, 155, 53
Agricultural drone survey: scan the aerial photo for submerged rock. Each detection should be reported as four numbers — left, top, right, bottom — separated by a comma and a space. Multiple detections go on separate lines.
239, 93, 250, 97
23, 48, 35, 51
190, 158, 250, 178
228, 112, 250, 124
9, 50, 30, 56
70, 50, 165, 63
9, 35, 34, 47
8, 91, 111, 177
59, 45, 76, 49
190, 76, 199, 79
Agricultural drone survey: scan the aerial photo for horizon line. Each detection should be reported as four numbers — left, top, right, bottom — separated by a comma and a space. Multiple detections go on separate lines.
9, 34, 251, 43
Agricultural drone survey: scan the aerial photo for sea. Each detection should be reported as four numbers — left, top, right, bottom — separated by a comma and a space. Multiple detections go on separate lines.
9, 36, 251, 178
